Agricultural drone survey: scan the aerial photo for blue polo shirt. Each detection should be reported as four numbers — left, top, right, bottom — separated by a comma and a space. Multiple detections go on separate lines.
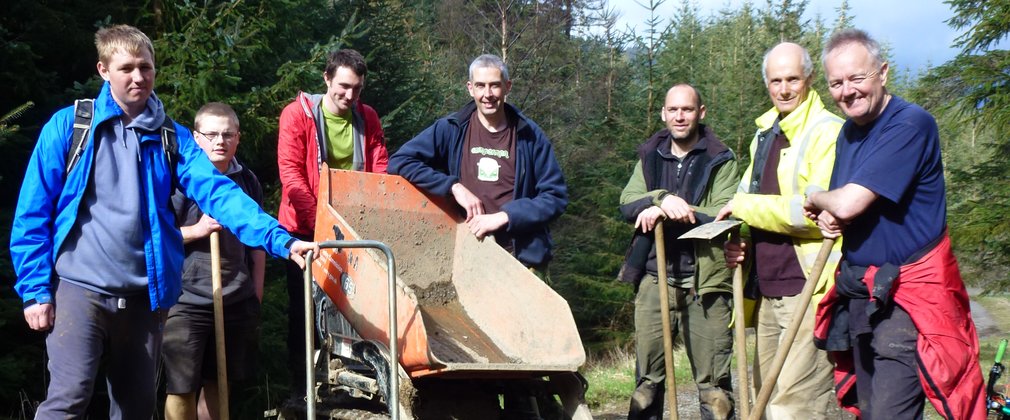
830, 95, 946, 266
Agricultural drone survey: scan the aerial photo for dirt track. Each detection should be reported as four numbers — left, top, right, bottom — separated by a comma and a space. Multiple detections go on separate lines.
593, 374, 851, 420
593, 290, 1005, 420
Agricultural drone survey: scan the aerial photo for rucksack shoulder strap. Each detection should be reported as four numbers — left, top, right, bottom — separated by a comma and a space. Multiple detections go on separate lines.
161, 118, 179, 184
161, 118, 177, 167
67, 99, 94, 174
65, 101, 180, 183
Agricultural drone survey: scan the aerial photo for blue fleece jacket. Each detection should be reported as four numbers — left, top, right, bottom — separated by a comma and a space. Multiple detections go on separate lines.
12, 82, 295, 310
388, 101, 567, 266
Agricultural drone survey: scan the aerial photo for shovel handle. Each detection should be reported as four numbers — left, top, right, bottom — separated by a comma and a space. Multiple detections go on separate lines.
732, 263, 751, 419
210, 231, 230, 420
654, 221, 679, 420
749, 238, 835, 420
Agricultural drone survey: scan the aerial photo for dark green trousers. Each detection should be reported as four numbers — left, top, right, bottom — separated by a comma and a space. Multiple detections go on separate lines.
630, 273, 735, 420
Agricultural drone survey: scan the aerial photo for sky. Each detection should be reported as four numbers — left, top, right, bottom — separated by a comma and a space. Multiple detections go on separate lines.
609, 0, 966, 76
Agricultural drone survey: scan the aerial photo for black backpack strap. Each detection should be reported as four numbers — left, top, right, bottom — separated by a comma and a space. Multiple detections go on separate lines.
161, 118, 178, 184
67, 99, 94, 174
65, 101, 179, 184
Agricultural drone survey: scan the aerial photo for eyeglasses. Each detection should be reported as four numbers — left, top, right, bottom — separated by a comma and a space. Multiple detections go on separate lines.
828, 68, 881, 91
195, 130, 239, 141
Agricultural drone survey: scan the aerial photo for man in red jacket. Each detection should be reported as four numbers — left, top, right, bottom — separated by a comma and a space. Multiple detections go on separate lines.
276, 48, 388, 398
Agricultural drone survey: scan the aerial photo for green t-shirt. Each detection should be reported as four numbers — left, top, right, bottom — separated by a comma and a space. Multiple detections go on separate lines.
322, 106, 354, 170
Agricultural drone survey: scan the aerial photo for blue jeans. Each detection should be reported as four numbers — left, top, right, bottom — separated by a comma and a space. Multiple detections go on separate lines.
34, 281, 166, 419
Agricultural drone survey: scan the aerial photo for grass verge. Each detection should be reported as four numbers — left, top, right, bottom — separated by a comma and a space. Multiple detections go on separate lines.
582, 343, 695, 414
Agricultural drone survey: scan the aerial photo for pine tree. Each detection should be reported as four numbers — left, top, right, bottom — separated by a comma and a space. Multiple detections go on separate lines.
909, 0, 1010, 290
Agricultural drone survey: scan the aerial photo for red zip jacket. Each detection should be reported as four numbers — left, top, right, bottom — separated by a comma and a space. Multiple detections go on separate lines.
277, 92, 388, 236
814, 233, 986, 419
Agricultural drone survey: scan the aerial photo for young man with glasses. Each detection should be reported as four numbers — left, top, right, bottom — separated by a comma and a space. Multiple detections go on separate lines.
163, 102, 266, 419
803, 29, 985, 419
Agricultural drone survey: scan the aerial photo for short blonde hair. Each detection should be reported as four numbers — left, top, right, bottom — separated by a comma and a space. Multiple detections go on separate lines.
95, 24, 155, 65
194, 102, 240, 132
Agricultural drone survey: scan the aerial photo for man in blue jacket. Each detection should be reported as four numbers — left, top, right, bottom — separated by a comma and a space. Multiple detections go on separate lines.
388, 54, 567, 274
10, 25, 317, 419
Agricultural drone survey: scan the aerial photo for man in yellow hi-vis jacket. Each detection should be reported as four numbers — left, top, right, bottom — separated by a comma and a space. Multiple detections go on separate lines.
717, 42, 843, 420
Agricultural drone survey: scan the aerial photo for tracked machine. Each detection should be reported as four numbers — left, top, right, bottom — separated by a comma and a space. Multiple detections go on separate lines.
276, 167, 591, 419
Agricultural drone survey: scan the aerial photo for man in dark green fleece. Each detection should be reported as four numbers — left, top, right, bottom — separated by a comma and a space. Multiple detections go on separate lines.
618, 84, 740, 420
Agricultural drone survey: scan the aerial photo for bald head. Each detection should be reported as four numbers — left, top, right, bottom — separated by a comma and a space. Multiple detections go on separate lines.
666, 84, 703, 109
762, 42, 813, 116
763, 42, 812, 85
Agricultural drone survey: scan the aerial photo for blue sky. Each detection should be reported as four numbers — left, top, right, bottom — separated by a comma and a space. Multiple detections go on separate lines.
610, 0, 967, 76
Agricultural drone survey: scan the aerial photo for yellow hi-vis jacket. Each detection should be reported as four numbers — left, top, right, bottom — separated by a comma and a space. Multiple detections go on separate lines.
732, 90, 844, 305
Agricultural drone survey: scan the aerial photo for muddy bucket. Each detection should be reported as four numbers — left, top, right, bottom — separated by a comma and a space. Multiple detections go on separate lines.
312, 167, 585, 378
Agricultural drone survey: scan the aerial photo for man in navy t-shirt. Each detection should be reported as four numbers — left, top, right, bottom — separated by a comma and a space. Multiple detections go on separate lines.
821, 87, 946, 267
802, 29, 985, 419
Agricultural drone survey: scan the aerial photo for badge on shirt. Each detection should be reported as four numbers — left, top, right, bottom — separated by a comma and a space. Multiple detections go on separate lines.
477, 157, 501, 182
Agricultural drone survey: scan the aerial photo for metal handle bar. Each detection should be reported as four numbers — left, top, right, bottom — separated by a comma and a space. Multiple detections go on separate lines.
308, 240, 399, 420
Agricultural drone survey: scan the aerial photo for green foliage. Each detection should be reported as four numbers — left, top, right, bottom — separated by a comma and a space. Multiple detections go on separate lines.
0, 207, 49, 418
0, 102, 33, 143
935, 128, 1010, 291
152, 0, 367, 180
4, 0, 1009, 415
919, 1, 1010, 131
155, 1, 248, 117
582, 348, 636, 412
337, 0, 442, 148
925, 50, 1010, 130
947, 0, 1010, 53
903, 0, 1010, 292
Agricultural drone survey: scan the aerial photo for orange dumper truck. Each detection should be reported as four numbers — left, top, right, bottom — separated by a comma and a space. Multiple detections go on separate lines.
281, 167, 592, 419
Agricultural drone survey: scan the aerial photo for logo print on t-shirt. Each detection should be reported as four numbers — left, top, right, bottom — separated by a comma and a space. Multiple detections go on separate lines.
477, 157, 501, 182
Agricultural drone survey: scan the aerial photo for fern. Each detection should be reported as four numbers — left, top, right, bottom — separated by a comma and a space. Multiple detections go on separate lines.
0, 101, 34, 140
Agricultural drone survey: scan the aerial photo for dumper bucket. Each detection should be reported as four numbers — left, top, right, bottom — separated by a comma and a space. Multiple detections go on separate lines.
312, 167, 585, 379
